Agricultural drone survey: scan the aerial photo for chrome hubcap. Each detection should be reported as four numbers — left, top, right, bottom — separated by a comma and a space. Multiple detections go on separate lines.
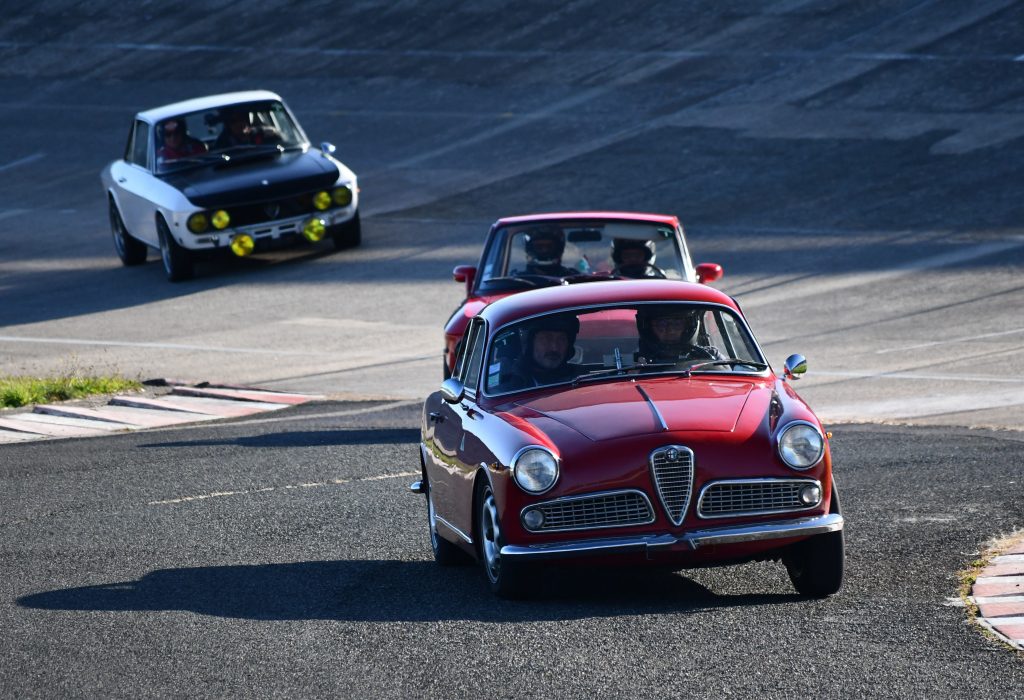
481, 492, 501, 582
110, 209, 126, 256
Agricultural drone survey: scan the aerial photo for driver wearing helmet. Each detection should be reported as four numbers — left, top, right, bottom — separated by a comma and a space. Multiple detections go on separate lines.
611, 238, 664, 279
503, 313, 580, 389
523, 226, 576, 277
636, 306, 723, 364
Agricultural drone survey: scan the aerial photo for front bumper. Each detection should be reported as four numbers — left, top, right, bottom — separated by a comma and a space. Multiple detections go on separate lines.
500, 513, 843, 561
178, 206, 356, 251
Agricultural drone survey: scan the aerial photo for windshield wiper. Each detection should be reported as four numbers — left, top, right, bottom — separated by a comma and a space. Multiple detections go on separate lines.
682, 359, 769, 375
571, 362, 681, 387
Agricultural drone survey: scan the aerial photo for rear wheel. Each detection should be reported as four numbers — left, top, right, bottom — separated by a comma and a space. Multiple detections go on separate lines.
332, 211, 361, 250
427, 480, 467, 566
477, 482, 526, 598
109, 201, 147, 266
157, 217, 194, 282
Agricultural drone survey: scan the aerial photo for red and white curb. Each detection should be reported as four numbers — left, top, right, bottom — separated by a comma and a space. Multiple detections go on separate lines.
970, 535, 1024, 651
0, 382, 323, 444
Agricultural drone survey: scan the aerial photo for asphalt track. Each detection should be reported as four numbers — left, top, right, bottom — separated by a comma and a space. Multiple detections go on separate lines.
1, 1, 1023, 697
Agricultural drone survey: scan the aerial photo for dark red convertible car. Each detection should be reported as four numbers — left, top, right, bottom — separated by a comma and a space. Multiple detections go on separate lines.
414, 280, 844, 598
442, 211, 723, 376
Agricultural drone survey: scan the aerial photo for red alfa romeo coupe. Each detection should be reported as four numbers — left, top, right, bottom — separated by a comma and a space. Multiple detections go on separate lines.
415, 280, 844, 598
442, 211, 723, 377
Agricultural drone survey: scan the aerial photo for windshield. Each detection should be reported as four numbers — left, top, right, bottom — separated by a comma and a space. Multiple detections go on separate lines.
153, 100, 307, 174
483, 303, 767, 396
477, 220, 690, 291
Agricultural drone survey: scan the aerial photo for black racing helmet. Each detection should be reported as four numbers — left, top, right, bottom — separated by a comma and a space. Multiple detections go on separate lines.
524, 226, 566, 265
520, 312, 580, 363
636, 305, 701, 358
611, 238, 656, 265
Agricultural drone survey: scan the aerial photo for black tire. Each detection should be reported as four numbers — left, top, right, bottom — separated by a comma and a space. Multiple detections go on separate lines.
477, 481, 526, 598
426, 479, 467, 566
109, 200, 147, 266
784, 480, 845, 597
157, 216, 194, 282
332, 211, 361, 250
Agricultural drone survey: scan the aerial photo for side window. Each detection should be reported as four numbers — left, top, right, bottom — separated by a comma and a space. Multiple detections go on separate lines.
123, 122, 136, 162
130, 121, 150, 169
462, 321, 487, 396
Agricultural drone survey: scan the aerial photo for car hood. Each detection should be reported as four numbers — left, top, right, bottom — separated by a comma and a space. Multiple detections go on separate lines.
163, 149, 340, 207
512, 377, 770, 441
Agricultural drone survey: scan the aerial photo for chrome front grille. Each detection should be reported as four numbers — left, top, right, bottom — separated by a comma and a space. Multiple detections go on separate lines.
697, 479, 821, 519
521, 490, 654, 532
649, 445, 695, 526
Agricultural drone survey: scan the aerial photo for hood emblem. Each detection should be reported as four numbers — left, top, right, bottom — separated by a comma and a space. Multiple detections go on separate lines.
667, 448, 679, 462
264, 203, 281, 219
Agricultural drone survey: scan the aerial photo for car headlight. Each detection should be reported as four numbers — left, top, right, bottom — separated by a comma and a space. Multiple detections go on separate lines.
512, 447, 559, 494
778, 422, 824, 470
313, 191, 332, 210
211, 210, 231, 229
332, 185, 352, 206
187, 213, 209, 233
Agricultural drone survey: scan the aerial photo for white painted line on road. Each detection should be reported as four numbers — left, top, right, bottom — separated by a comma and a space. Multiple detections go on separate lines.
741, 239, 1024, 309
813, 369, 1024, 384
0, 209, 29, 222
0, 335, 339, 357
148, 470, 419, 505
0, 152, 44, 173
876, 327, 1024, 354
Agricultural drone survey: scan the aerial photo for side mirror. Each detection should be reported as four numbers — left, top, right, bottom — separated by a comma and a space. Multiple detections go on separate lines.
320, 141, 337, 156
784, 354, 807, 380
440, 378, 465, 404
452, 265, 477, 297
696, 262, 723, 285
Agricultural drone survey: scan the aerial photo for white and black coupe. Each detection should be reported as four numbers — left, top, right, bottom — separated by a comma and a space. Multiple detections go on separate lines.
101, 90, 360, 281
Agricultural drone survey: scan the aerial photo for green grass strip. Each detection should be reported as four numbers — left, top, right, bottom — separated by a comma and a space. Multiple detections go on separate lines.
0, 375, 142, 409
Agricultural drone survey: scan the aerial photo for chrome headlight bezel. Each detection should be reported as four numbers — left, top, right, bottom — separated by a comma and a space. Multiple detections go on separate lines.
511, 446, 560, 494
777, 421, 825, 470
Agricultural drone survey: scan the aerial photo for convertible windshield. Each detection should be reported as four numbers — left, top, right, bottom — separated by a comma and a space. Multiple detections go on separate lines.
476, 220, 689, 291
483, 303, 767, 396
154, 100, 307, 174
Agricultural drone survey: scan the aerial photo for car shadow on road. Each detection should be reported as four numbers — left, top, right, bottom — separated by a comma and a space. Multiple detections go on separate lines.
17, 559, 802, 623
141, 427, 422, 449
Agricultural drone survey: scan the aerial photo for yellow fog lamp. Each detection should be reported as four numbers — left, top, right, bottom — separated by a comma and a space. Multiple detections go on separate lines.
303, 217, 326, 242
332, 185, 352, 206
312, 191, 331, 211
187, 213, 209, 233
211, 209, 231, 229
230, 233, 255, 257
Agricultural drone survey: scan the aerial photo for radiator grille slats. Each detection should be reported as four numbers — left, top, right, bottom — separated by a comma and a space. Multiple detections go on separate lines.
649, 446, 695, 526
698, 480, 819, 518
523, 491, 654, 532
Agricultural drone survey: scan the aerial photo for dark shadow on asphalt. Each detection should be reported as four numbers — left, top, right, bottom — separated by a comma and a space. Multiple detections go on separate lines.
141, 428, 421, 449
17, 559, 801, 622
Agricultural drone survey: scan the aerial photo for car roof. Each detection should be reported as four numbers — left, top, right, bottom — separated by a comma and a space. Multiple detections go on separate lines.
494, 211, 681, 228
137, 90, 284, 123
479, 280, 739, 328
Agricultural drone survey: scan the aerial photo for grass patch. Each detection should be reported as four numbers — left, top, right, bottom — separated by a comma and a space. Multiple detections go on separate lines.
0, 374, 142, 408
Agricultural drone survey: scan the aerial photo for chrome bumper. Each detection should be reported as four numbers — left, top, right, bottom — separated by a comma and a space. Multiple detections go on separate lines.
500, 513, 843, 561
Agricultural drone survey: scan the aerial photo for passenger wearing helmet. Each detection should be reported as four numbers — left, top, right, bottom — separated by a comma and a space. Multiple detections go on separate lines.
612, 238, 665, 279
522, 226, 576, 277
503, 314, 580, 389
636, 306, 723, 364
157, 118, 207, 162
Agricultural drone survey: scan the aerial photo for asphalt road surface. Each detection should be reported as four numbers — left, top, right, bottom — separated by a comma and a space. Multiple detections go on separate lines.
2, 1, 1024, 697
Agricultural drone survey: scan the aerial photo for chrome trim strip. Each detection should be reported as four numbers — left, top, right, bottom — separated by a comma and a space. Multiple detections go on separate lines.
435, 514, 473, 544
635, 385, 668, 431
520, 488, 656, 533
500, 513, 843, 560
696, 477, 822, 520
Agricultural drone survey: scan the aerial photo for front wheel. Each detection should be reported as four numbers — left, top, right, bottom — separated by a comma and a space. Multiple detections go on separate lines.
477, 482, 526, 598
109, 201, 147, 266
783, 480, 844, 597
157, 217, 194, 282
332, 212, 361, 250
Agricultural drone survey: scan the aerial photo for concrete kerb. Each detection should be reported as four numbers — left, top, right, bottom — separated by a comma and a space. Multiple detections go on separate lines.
968, 530, 1024, 652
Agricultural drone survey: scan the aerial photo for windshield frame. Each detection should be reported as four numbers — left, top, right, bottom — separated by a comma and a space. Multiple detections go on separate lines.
480, 300, 772, 399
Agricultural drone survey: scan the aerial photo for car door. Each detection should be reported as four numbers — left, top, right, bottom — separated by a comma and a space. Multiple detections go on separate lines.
113, 119, 160, 246
429, 318, 487, 542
